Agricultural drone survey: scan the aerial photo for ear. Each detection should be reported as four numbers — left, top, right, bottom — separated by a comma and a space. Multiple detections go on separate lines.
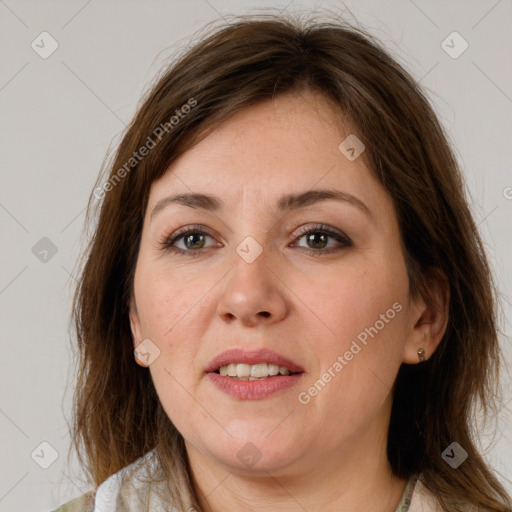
402, 267, 450, 364
129, 297, 147, 367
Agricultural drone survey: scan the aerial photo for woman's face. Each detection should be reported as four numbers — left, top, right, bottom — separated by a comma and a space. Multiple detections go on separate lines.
130, 90, 423, 477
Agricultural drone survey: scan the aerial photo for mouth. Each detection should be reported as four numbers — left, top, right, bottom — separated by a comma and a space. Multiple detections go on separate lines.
205, 348, 304, 376
205, 348, 305, 400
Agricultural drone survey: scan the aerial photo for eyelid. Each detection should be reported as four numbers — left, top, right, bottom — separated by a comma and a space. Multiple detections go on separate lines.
292, 223, 351, 243
169, 224, 216, 239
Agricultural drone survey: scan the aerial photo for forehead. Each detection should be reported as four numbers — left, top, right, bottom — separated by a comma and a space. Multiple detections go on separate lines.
148, 91, 385, 213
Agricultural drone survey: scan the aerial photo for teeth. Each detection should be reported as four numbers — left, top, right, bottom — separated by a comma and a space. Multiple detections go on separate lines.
268, 364, 280, 376
237, 363, 251, 377
217, 362, 292, 378
251, 363, 268, 377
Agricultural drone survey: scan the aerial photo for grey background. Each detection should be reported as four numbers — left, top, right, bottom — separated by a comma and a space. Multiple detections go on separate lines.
0, 0, 511, 510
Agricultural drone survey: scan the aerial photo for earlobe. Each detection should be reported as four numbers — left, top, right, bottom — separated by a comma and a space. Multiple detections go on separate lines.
402, 267, 450, 365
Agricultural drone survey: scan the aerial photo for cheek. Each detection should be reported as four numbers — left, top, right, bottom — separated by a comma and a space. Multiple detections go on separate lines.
298, 254, 408, 346
149, 362, 208, 444
133, 273, 205, 405
300, 254, 409, 405
134, 263, 205, 340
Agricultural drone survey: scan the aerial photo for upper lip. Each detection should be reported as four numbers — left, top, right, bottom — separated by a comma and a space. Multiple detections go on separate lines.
205, 348, 304, 374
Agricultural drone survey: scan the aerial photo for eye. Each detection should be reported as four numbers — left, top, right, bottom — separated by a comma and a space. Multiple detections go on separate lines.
161, 225, 221, 256
160, 223, 352, 257
291, 224, 352, 256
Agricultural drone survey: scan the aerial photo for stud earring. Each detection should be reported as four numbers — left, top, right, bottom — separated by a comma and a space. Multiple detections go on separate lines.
417, 348, 426, 362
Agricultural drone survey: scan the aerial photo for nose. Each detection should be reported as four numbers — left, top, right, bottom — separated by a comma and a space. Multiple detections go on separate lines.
216, 246, 288, 327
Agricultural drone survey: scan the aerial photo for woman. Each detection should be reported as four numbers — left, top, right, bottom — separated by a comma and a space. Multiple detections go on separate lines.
54, 13, 512, 512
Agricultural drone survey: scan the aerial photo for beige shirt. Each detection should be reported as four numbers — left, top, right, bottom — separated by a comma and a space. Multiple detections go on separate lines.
52, 450, 442, 512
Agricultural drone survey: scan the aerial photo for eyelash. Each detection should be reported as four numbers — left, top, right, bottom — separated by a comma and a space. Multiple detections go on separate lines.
160, 223, 352, 258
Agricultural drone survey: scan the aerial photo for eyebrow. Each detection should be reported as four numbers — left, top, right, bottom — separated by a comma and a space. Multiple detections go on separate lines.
150, 189, 372, 221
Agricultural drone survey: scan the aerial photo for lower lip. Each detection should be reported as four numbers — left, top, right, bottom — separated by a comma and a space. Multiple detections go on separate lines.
207, 372, 304, 400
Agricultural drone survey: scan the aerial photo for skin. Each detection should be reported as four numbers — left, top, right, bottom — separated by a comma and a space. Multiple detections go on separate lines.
129, 90, 449, 512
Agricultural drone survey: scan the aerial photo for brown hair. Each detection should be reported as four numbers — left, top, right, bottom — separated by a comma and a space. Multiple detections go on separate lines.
68, 12, 512, 511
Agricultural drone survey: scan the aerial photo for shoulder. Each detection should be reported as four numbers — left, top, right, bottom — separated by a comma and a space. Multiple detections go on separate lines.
92, 448, 182, 511
50, 490, 96, 512
408, 475, 444, 512
50, 450, 166, 512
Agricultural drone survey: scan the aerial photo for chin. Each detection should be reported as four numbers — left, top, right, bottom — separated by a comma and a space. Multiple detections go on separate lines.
199, 433, 302, 474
